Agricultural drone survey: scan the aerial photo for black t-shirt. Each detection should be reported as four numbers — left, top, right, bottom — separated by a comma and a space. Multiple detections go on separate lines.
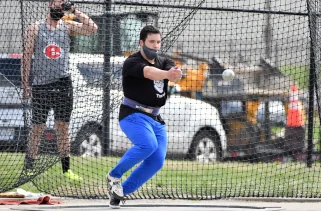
119, 51, 175, 122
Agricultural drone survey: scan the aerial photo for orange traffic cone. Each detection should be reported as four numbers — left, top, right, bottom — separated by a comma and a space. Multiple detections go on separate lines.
286, 85, 305, 127
284, 84, 306, 157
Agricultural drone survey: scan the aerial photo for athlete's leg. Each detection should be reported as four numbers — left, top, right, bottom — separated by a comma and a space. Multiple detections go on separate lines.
26, 123, 46, 159
53, 77, 81, 180
25, 85, 50, 170
53, 77, 73, 160
109, 113, 159, 179
122, 118, 167, 195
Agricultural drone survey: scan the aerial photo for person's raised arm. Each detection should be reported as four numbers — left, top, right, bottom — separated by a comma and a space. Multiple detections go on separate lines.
66, 8, 98, 36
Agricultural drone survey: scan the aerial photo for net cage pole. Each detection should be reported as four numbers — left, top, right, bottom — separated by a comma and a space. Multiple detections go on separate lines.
102, 0, 112, 155
307, 0, 318, 167
312, 0, 321, 164
19, 0, 28, 134
264, 0, 272, 143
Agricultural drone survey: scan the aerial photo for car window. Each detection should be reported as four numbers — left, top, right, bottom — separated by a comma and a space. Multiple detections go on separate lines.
257, 101, 286, 125
220, 101, 243, 117
77, 62, 122, 88
0, 74, 14, 87
0, 58, 21, 87
112, 64, 122, 79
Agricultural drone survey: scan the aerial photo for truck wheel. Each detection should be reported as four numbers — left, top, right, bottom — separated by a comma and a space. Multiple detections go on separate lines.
188, 130, 221, 163
72, 122, 102, 157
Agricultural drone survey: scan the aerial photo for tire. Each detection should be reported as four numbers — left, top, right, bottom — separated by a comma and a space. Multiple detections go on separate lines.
188, 130, 221, 163
72, 122, 103, 157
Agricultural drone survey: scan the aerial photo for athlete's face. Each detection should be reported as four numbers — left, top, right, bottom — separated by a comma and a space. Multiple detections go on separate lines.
140, 33, 161, 50
48, 0, 65, 21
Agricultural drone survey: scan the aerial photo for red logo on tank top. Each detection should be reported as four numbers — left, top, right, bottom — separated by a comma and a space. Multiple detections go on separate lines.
44, 44, 62, 59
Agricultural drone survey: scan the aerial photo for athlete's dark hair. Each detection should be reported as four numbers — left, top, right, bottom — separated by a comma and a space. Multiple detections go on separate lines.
140, 25, 161, 42
49, 0, 62, 4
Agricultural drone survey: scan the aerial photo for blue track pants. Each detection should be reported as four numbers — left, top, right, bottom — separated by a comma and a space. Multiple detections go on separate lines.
109, 112, 167, 195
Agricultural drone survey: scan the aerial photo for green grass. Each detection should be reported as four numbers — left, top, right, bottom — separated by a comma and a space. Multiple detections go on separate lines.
2, 154, 321, 198
271, 126, 284, 134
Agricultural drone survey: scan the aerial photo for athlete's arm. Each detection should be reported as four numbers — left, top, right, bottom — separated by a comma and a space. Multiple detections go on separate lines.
143, 66, 182, 82
66, 10, 98, 36
21, 22, 38, 98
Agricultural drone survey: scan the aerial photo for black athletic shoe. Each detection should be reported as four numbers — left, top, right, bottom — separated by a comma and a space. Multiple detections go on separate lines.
109, 193, 121, 209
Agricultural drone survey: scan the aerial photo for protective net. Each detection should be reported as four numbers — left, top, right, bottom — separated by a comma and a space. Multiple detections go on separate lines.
0, 0, 321, 199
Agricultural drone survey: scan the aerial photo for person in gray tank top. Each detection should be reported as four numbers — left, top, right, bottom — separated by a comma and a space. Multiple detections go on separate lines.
21, 0, 98, 181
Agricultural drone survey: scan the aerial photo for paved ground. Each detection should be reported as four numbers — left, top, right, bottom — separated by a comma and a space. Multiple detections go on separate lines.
1, 198, 321, 211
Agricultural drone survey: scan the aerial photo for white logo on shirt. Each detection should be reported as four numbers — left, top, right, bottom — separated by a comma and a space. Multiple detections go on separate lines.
156, 93, 165, 98
154, 80, 164, 94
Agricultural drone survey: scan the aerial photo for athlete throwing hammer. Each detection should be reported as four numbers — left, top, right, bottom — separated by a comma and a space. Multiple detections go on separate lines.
106, 25, 182, 208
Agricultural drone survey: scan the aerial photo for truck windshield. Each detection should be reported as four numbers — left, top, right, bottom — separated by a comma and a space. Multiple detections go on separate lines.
70, 12, 158, 56
119, 15, 142, 53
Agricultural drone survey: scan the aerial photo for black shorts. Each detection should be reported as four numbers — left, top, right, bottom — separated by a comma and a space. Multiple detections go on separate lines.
31, 77, 73, 124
